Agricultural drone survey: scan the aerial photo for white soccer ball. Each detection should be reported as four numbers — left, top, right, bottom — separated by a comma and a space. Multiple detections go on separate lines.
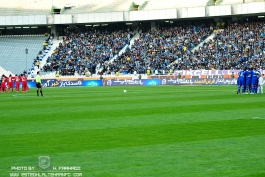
124, 90, 127, 93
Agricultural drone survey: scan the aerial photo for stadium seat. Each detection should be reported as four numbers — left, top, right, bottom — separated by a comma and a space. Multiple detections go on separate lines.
0, 35, 47, 74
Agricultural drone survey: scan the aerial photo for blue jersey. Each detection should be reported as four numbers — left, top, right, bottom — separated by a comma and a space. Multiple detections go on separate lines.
251, 70, 260, 85
245, 70, 252, 85
257, 70, 261, 76
251, 70, 258, 80
246, 70, 252, 81
237, 70, 245, 86
238, 71, 245, 80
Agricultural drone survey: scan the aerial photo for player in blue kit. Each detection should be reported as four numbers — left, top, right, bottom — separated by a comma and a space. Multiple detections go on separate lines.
237, 69, 246, 94
245, 69, 252, 93
250, 68, 260, 94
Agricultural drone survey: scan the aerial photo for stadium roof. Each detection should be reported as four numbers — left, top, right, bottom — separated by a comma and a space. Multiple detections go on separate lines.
0, 0, 262, 16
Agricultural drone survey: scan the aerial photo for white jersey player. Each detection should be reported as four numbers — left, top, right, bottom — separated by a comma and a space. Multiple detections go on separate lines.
257, 74, 264, 94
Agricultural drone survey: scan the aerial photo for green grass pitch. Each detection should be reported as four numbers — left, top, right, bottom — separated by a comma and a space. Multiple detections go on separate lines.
1, 86, 265, 177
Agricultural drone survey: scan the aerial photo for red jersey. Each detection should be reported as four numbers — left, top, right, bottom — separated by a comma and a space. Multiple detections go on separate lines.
1, 77, 7, 84
21, 76, 26, 82
8, 77, 12, 83
15, 76, 21, 82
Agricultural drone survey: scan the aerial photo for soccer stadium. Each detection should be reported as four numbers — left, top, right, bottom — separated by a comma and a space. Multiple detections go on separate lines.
1, 0, 265, 176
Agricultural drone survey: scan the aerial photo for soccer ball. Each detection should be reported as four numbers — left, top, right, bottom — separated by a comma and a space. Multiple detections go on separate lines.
124, 90, 127, 93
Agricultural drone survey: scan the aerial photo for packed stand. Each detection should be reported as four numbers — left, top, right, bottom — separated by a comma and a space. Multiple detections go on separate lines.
174, 20, 265, 71
43, 29, 133, 76
100, 24, 212, 75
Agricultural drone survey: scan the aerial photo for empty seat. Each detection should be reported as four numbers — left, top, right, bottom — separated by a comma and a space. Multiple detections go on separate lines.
0, 35, 47, 74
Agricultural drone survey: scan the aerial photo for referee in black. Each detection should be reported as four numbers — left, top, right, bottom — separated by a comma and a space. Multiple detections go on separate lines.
35, 71, 43, 97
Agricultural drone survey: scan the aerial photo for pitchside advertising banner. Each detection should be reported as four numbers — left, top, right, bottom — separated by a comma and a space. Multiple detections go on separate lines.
174, 70, 265, 76
27, 78, 237, 87
174, 70, 237, 76
27, 79, 103, 88
103, 79, 162, 86
103, 78, 237, 86
26, 70, 263, 87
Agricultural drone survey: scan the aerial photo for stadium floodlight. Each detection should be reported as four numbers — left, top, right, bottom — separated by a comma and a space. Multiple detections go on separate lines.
15, 27, 22, 29
31, 26, 38, 28
6, 27, 13, 29
165, 21, 169, 23
258, 16, 264, 18
25, 48, 28, 76
101, 24, 108, 26
85, 25, 92, 26
93, 24, 100, 27
23, 27, 30, 28
126, 23, 132, 25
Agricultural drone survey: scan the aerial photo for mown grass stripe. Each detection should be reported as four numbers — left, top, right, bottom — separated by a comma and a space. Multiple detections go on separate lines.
1, 119, 265, 157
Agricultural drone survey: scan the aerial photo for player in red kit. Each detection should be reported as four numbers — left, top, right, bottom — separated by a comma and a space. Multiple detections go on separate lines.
25, 74, 30, 92
1, 75, 7, 92
21, 74, 27, 92
8, 74, 15, 92
0, 75, 3, 92
15, 74, 21, 92
0, 77, 1, 93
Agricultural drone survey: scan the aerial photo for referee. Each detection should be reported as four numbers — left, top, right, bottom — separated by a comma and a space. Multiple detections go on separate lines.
35, 71, 43, 97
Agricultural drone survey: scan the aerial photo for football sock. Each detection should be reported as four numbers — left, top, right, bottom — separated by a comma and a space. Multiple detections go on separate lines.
251, 85, 255, 93
40, 90, 43, 96
237, 85, 241, 94
246, 86, 250, 93
37, 90, 39, 96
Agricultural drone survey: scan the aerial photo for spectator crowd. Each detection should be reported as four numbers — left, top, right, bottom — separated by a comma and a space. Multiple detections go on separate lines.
171, 20, 265, 72
41, 19, 265, 76
108, 24, 212, 75
43, 29, 133, 76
